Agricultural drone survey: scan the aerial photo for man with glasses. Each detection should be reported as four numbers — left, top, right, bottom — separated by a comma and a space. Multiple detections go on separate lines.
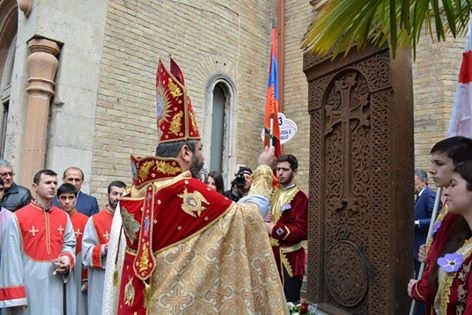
0, 160, 32, 212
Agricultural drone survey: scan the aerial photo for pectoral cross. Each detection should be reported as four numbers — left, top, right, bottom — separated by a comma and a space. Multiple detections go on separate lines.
29, 226, 39, 236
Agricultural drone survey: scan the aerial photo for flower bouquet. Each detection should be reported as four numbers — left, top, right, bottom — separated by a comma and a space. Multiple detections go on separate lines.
287, 301, 318, 314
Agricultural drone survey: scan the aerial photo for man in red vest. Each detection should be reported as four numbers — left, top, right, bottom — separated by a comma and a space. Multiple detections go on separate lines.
82, 180, 126, 315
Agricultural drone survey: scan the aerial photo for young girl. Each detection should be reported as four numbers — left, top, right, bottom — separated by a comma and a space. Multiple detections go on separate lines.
433, 160, 472, 314
206, 171, 225, 195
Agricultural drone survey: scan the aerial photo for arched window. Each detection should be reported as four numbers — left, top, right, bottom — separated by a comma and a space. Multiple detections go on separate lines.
204, 75, 236, 185
0, 1, 18, 158
210, 83, 226, 172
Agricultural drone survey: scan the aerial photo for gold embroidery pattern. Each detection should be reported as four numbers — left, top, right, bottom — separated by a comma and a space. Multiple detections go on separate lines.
156, 160, 181, 175
436, 239, 472, 314
178, 187, 209, 218
189, 110, 198, 134
137, 160, 155, 182
124, 276, 135, 306
168, 78, 182, 98
169, 111, 183, 136
121, 207, 140, 244
138, 242, 150, 272
270, 186, 299, 226
457, 259, 471, 309
156, 84, 172, 123
248, 165, 274, 200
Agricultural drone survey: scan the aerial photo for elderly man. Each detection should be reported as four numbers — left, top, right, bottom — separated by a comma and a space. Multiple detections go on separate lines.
0, 160, 32, 212
53, 167, 99, 216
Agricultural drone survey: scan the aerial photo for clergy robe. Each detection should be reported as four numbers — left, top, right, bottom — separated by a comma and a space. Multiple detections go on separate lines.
82, 208, 113, 315
65, 209, 88, 315
0, 206, 12, 260
101, 207, 125, 315
105, 160, 287, 315
0, 203, 76, 315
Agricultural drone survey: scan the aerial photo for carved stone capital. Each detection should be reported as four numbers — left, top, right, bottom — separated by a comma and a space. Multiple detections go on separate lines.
26, 38, 60, 97
18, 0, 33, 17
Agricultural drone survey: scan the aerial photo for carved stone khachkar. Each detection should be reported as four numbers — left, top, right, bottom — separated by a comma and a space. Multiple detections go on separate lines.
303, 46, 414, 314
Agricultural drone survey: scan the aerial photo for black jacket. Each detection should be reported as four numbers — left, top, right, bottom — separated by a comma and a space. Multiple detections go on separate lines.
2, 182, 32, 212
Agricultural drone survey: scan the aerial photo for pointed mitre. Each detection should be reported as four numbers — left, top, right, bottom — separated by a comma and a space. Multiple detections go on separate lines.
155, 57, 200, 143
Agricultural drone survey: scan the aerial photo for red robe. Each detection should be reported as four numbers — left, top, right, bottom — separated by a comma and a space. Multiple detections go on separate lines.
117, 178, 233, 314
269, 185, 308, 281
114, 164, 287, 315
412, 210, 462, 314
0, 203, 76, 313
84, 209, 113, 268
433, 239, 472, 314
82, 208, 114, 315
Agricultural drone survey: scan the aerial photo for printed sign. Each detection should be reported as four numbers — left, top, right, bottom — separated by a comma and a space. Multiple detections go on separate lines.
261, 112, 298, 144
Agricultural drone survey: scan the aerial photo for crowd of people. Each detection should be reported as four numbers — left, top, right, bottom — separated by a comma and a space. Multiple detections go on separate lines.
0, 164, 128, 315
0, 58, 309, 314
1, 56, 472, 315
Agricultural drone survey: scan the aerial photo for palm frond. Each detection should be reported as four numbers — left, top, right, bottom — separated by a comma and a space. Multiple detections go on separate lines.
302, 0, 472, 59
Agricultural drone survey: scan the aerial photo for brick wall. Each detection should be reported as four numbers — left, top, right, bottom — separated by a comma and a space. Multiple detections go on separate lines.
412, 34, 464, 176
92, 0, 277, 201
91, 1, 460, 203
281, 1, 313, 193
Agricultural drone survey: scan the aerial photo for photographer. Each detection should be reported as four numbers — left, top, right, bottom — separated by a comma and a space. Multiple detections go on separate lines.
224, 166, 253, 202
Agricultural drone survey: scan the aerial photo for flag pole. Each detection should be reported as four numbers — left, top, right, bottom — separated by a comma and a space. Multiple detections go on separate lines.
409, 187, 442, 315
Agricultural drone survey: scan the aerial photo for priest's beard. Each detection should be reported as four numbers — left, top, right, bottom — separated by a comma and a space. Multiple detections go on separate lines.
190, 154, 204, 179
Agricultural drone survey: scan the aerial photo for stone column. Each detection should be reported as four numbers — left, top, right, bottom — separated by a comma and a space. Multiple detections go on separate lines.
20, 38, 60, 185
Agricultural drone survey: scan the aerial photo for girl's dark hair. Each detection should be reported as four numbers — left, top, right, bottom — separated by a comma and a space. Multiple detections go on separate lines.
430, 160, 472, 291
206, 171, 225, 194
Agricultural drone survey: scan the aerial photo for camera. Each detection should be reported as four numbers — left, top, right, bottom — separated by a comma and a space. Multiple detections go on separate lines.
233, 173, 246, 188
232, 167, 252, 189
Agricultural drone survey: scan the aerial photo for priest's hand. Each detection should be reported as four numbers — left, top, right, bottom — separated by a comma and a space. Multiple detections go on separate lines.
81, 281, 88, 292
258, 146, 276, 167
53, 255, 71, 275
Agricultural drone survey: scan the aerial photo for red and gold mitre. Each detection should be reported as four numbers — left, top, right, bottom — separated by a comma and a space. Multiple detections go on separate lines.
155, 57, 200, 143
130, 155, 182, 189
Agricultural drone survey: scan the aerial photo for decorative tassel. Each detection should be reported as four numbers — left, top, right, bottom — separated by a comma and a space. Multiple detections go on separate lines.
144, 280, 152, 309
113, 265, 119, 287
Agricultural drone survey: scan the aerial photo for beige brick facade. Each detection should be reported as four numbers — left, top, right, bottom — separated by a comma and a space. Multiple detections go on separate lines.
0, 0, 464, 204
413, 34, 464, 176
92, 0, 316, 200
